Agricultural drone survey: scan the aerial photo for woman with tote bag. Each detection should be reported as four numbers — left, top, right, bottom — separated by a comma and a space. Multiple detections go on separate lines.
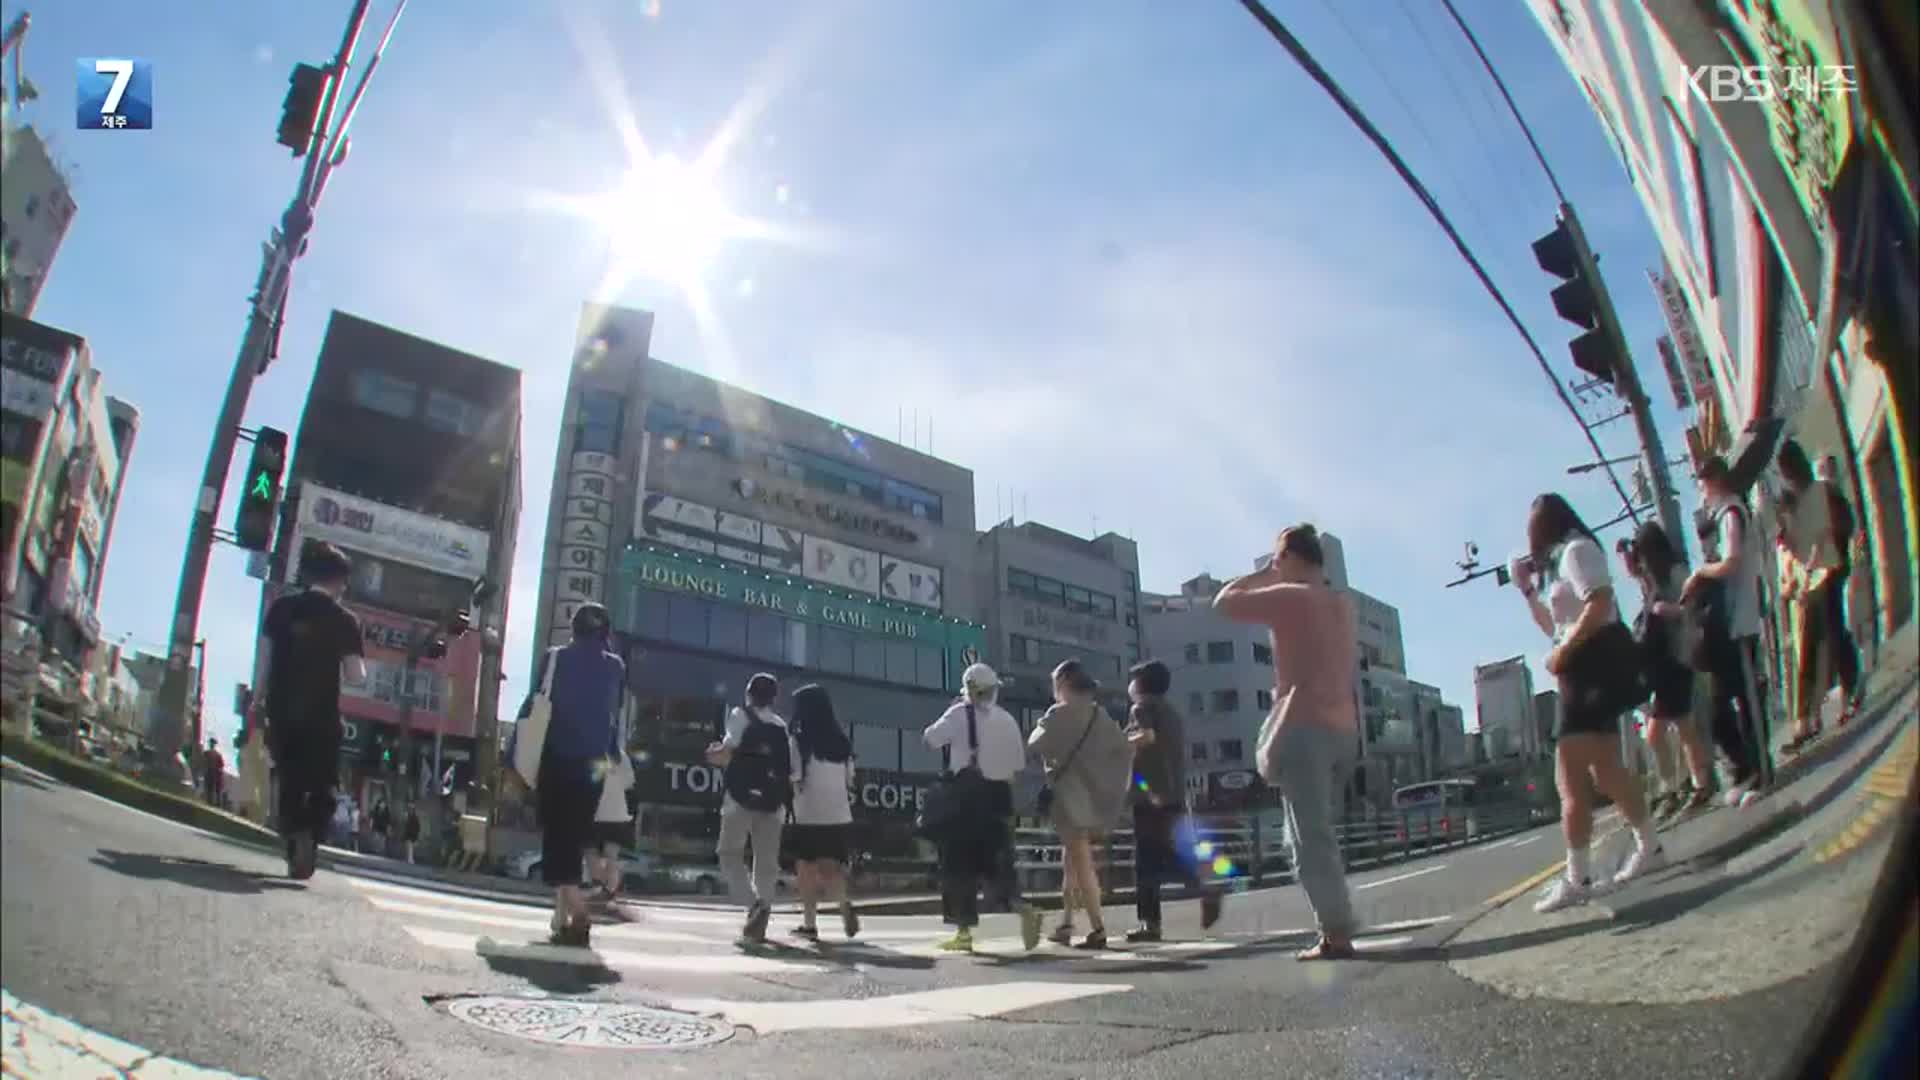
1027, 659, 1132, 950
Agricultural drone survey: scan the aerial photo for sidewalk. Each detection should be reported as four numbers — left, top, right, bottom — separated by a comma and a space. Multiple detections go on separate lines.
1437, 662, 1916, 1005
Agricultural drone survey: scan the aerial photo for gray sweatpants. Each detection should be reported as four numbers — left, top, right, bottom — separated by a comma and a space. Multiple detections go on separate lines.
717, 796, 783, 907
1273, 722, 1358, 940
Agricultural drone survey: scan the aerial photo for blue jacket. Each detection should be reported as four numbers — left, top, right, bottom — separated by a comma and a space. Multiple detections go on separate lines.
520, 640, 626, 762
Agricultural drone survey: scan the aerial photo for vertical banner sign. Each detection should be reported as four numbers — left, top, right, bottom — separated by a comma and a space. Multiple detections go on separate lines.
552, 450, 616, 650
1653, 335, 1692, 411
1647, 267, 1716, 406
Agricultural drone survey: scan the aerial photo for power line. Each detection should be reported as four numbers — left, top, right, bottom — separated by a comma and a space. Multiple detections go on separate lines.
1438, 0, 1569, 205
1235, 0, 1641, 525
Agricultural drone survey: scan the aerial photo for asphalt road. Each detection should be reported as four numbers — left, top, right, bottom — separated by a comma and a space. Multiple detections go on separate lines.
1, 757, 1857, 1080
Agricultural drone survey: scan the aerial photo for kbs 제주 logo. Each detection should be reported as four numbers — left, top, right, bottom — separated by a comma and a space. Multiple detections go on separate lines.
76, 58, 153, 130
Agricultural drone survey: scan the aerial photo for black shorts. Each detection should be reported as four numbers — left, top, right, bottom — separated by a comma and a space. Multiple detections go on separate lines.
592, 819, 632, 850
785, 824, 851, 864
1556, 686, 1625, 738
536, 755, 601, 886
1648, 659, 1695, 718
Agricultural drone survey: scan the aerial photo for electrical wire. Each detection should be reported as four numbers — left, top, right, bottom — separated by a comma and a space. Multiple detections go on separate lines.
1235, 0, 1641, 526
1438, 0, 1570, 205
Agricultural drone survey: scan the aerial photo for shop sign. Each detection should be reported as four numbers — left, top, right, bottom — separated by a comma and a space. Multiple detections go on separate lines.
619, 545, 964, 643
299, 481, 491, 581
1, 370, 57, 421
548, 450, 615, 650
1647, 267, 1716, 405
731, 476, 921, 546
645, 757, 936, 818
1018, 604, 1111, 647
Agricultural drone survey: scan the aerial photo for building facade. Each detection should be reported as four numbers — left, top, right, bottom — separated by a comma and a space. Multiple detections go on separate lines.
0, 125, 76, 317
1474, 656, 1540, 762
535, 303, 989, 859
1141, 574, 1276, 807
0, 313, 136, 746
248, 311, 522, 816
1527, 0, 1916, 680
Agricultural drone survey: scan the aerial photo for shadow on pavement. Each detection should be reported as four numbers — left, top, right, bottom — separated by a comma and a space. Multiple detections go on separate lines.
89, 849, 304, 894
475, 942, 622, 994
1, 765, 55, 792
807, 941, 938, 972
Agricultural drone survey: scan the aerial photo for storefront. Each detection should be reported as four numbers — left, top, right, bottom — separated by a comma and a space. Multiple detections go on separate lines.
612, 542, 988, 859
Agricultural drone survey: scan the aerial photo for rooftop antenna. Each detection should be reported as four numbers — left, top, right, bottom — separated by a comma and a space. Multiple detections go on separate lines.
897, 405, 903, 443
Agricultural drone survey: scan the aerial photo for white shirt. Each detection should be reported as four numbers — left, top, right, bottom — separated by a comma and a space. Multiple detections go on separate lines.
1707, 493, 1764, 638
1786, 481, 1840, 575
792, 757, 854, 826
1544, 536, 1613, 644
722, 706, 801, 783
924, 700, 1027, 782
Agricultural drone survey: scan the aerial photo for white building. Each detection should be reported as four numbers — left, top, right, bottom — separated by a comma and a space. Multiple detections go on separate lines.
1475, 657, 1540, 762
0, 125, 77, 317
1141, 573, 1276, 805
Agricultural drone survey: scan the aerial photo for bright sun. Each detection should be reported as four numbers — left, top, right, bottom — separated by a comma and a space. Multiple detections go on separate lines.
598, 153, 736, 287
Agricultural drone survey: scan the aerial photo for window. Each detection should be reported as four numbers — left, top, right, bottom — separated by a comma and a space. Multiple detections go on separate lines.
575, 390, 625, 456
747, 613, 787, 663
815, 627, 854, 674
900, 730, 943, 772
707, 605, 747, 655
1036, 578, 1064, 607
23, 194, 39, 218
1008, 569, 1036, 597
1256, 689, 1274, 712
632, 588, 670, 640
1211, 689, 1240, 713
1093, 594, 1116, 619
1252, 642, 1273, 665
425, 390, 485, 437
1191, 742, 1208, 763
1183, 643, 1201, 664
852, 724, 900, 772
885, 640, 918, 685
1217, 739, 1244, 763
854, 638, 887, 681
667, 595, 707, 646
1187, 691, 1204, 716
915, 645, 946, 690
350, 369, 418, 420
1206, 641, 1234, 664
1065, 586, 1093, 613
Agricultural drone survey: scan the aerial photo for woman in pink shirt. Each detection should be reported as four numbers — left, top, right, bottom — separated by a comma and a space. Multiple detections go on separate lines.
1215, 524, 1359, 961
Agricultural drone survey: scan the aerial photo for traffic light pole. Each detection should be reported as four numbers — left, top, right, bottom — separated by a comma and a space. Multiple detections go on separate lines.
148, 0, 405, 781
1557, 203, 1692, 561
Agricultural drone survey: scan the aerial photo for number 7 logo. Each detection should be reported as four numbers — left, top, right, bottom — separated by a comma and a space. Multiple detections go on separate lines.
75, 57, 153, 131
95, 59, 135, 114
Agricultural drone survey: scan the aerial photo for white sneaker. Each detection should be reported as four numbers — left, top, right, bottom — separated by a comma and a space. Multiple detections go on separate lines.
1534, 876, 1593, 914
1724, 785, 1759, 809
1613, 845, 1668, 886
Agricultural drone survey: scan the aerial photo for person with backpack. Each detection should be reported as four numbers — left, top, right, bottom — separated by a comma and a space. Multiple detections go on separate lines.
1816, 455, 1862, 723
706, 672, 798, 946
922, 663, 1043, 953
1621, 524, 1715, 817
516, 603, 627, 947
786, 684, 860, 941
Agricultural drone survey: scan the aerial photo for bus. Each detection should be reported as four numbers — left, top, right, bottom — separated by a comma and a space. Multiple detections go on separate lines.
1391, 779, 1481, 844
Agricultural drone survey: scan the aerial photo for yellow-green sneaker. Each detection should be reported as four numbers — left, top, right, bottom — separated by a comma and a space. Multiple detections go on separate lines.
937, 930, 974, 953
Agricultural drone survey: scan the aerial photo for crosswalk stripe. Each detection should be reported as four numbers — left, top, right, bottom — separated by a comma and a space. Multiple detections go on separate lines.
404, 926, 833, 975
364, 896, 719, 945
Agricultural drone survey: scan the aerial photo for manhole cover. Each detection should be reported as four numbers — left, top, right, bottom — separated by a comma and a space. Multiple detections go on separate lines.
442, 995, 734, 1049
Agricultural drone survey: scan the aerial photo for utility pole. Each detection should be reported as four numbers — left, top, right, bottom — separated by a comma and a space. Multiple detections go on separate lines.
1555, 204, 1691, 561
149, 0, 409, 780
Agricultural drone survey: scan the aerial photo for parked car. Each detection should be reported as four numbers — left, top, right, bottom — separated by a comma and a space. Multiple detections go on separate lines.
662, 859, 793, 897
505, 847, 654, 888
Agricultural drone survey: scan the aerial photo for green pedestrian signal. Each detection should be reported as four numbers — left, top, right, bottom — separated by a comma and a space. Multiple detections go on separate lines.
233, 427, 288, 552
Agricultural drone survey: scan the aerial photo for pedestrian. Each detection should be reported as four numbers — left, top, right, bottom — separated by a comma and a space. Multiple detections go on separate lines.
922, 664, 1044, 953
403, 805, 421, 863
1775, 439, 1846, 753
514, 602, 626, 947
253, 542, 367, 880
1622, 524, 1715, 816
707, 672, 798, 946
203, 738, 226, 807
786, 684, 862, 942
1216, 524, 1361, 960
589, 702, 635, 903
1816, 455, 1863, 722
1028, 659, 1132, 950
1683, 456, 1769, 804
371, 798, 391, 858
1511, 495, 1669, 914
1122, 659, 1223, 942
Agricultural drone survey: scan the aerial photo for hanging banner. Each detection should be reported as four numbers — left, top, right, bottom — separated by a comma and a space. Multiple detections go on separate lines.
1653, 335, 1693, 411
548, 451, 617, 650
803, 533, 879, 595
878, 554, 943, 610
637, 492, 717, 555
297, 482, 491, 580
1648, 267, 1716, 406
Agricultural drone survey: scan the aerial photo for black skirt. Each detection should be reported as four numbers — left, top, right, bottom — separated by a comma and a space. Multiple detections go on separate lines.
785, 824, 851, 864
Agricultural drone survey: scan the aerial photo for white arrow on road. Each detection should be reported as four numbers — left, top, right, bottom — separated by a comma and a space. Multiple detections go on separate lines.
667, 981, 1134, 1034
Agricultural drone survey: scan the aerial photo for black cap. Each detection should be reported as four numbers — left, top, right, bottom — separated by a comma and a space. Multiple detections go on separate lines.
571, 603, 610, 637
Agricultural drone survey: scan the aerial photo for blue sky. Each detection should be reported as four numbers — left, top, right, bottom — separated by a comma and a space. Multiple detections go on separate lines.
15, 0, 1695, 750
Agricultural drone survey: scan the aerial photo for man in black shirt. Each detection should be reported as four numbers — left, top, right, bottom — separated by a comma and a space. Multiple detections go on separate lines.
254, 543, 366, 879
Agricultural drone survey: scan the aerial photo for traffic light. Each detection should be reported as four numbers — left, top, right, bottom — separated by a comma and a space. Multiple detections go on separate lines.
276, 63, 333, 156
233, 427, 288, 552
1532, 215, 1622, 387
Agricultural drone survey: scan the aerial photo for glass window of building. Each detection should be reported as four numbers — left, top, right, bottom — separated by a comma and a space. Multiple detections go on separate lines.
707, 605, 748, 656
575, 390, 625, 456
815, 627, 854, 674
1065, 586, 1093, 614
1211, 689, 1239, 713
1187, 691, 1204, 716
667, 595, 707, 646
1093, 594, 1117, 620
746, 612, 787, 663
1191, 741, 1208, 762
424, 389, 485, 437
915, 645, 945, 690
1007, 568, 1036, 597
900, 731, 943, 773
1184, 642, 1201, 664
1036, 578, 1064, 606
1256, 689, 1274, 712
349, 369, 418, 420
884, 640, 917, 685
633, 588, 670, 640
1217, 739, 1244, 763
852, 723, 899, 771
1207, 641, 1234, 663
1253, 642, 1274, 665
853, 638, 886, 681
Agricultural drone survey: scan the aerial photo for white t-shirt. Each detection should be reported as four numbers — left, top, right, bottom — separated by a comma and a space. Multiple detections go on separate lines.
924, 700, 1027, 782
722, 706, 801, 783
792, 757, 854, 826
1544, 536, 1612, 644
1707, 493, 1764, 638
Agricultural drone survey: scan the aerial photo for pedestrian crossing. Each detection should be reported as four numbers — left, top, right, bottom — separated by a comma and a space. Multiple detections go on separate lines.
348, 876, 1265, 980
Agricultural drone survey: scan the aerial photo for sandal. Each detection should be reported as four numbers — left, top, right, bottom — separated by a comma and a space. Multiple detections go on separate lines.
1295, 937, 1355, 962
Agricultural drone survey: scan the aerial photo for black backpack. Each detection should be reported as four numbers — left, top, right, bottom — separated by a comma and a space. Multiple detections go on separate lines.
724, 709, 794, 814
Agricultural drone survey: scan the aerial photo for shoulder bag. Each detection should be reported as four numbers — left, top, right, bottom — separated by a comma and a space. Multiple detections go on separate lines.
509, 648, 560, 789
1036, 705, 1096, 818
915, 705, 989, 840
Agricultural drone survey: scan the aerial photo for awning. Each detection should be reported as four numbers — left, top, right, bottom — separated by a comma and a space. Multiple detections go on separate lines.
1727, 415, 1789, 495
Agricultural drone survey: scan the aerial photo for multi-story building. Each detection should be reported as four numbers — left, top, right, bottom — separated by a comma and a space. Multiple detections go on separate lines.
1141, 574, 1275, 808
1525, 0, 1916, 677
0, 313, 136, 745
1475, 657, 1540, 762
0, 124, 77, 317
1533, 690, 1561, 756
537, 303, 989, 859
1353, 588, 1407, 675
247, 311, 522, 817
